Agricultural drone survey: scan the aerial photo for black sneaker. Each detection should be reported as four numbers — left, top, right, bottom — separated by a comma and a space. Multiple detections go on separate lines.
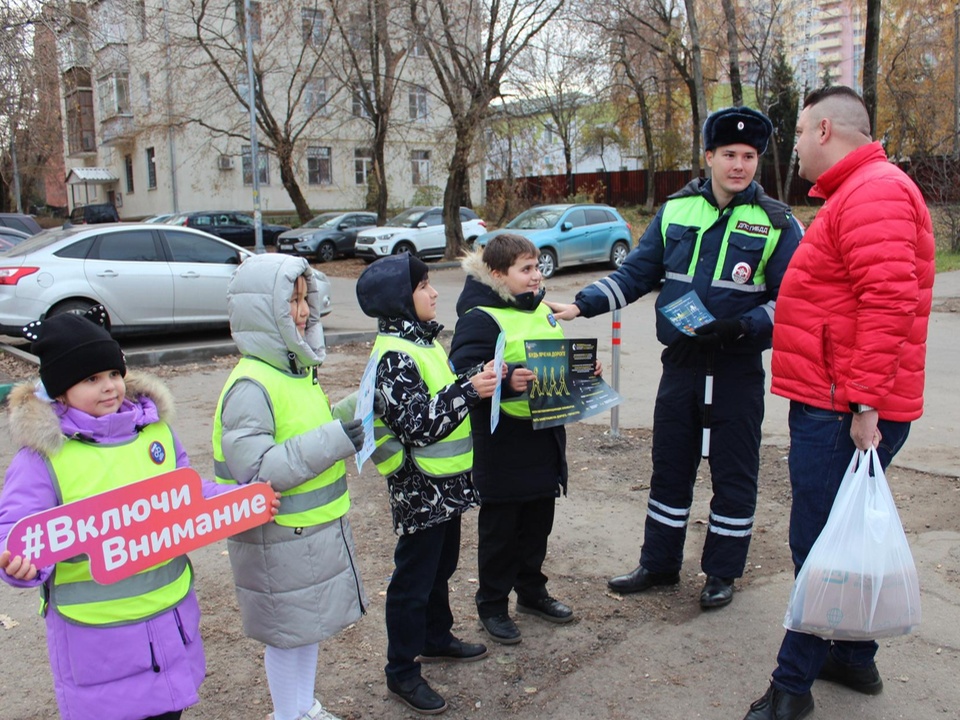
818, 652, 884, 695
386, 675, 448, 715
479, 613, 522, 644
419, 637, 489, 663
516, 596, 574, 624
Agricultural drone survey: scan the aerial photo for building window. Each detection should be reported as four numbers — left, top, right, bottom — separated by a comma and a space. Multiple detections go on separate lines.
301, 7, 325, 46
242, 144, 270, 185
411, 150, 430, 185
235, 0, 261, 41
137, 0, 147, 40
348, 13, 370, 51
97, 72, 130, 118
305, 77, 327, 114
140, 72, 151, 114
352, 82, 371, 118
408, 85, 428, 121
411, 34, 426, 57
124, 154, 134, 193
64, 68, 95, 154
307, 146, 332, 185
146, 147, 157, 189
354, 147, 373, 185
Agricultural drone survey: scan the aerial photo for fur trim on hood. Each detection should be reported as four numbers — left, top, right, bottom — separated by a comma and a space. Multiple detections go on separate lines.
461, 249, 548, 304
6, 371, 174, 456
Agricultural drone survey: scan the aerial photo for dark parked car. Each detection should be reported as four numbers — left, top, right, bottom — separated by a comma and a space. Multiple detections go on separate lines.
0, 213, 42, 235
276, 211, 377, 262
68, 203, 120, 225
166, 211, 290, 247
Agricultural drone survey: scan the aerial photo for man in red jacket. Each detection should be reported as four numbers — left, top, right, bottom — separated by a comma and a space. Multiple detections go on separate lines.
743, 86, 935, 720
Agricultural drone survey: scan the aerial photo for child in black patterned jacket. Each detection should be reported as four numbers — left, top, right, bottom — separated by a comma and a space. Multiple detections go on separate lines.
356, 254, 499, 715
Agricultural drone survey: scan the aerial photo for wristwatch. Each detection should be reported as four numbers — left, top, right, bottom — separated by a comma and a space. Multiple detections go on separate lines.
849, 402, 876, 414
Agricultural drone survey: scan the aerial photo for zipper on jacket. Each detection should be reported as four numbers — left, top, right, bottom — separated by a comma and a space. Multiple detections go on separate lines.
174, 607, 187, 645
340, 517, 367, 616
149, 642, 161, 672
830, 382, 836, 411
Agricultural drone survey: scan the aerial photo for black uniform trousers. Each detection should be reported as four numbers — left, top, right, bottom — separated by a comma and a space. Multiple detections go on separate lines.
638, 350, 765, 579
384, 515, 461, 683
475, 496, 556, 618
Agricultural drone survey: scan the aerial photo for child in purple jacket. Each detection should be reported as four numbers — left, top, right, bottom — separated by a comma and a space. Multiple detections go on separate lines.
0, 306, 229, 720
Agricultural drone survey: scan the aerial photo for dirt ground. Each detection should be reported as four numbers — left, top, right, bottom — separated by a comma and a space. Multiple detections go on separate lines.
0, 342, 957, 718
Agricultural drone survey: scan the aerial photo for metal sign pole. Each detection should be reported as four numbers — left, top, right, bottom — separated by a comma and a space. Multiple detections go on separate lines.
610, 309, 621, 438
244, 0, 264, 253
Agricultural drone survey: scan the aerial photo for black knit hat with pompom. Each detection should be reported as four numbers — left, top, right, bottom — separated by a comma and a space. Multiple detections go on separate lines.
24, 305, 126, 398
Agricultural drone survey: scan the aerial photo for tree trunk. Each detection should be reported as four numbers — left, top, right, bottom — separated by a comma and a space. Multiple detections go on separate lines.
443, 127, 473, 259
721, 0, 742, 106
373, 118, 389, 224
863, 0, 881, 135
638, 84, 656, 211
684, 0, 708, 172
276, 141, 312, 224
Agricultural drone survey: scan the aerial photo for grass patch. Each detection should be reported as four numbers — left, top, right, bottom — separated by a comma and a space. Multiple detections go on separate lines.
936, 250, 960, 273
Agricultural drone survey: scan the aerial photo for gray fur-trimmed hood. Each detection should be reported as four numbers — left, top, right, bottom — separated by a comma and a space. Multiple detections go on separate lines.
6, 371, 175, 456
226, 254, 326, 372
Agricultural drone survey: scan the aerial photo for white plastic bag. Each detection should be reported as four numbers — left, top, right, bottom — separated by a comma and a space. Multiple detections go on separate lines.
783, 447, 921, 639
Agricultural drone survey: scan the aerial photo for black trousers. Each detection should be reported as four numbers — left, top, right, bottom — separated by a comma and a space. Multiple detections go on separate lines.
144, 713, 182, 720
384, 516, 461, 683
475, 497, 556, 618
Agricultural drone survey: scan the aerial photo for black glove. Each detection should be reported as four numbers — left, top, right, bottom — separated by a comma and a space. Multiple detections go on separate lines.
662, 336, 701, 367
694, 318, 745, 348
341, 418, 365, 452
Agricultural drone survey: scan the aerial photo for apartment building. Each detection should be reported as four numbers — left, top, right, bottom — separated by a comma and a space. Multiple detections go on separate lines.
57, 0, 464, 219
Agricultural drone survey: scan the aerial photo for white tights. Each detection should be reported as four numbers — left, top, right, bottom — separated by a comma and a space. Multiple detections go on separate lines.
264, 643, 320, 720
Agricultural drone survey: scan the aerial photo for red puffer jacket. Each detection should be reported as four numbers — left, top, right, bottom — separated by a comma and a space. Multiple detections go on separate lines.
771, 142, 935, 422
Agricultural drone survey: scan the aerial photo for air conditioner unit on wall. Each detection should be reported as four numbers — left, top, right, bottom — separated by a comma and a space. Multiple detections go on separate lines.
218, 155, 234, 170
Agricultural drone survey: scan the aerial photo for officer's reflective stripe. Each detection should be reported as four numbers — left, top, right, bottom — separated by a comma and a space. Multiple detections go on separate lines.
647, 498, 690, 528
52, 556, 187, 607
708, 524, 754, 537
277, 476, 347, 514
708, 511, 754, 537
214, 459, 235, 481
595, 277, 628, 310
759, 301, 775, 322
711, 279, 767, 292
664, 271, 693, 283
415, 437, 473, 458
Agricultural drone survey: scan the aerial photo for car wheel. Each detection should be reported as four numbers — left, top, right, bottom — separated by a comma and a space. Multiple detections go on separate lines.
316, 240, 336, 263
47, 299, 111, 331
610, 240, 630, 269
538, 248, 557, 279
392, 241, 416, 256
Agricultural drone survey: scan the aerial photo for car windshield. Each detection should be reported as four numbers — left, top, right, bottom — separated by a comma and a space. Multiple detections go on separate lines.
507, 207, 566, 230
302, 213, 344, 229
386, 208, 428, 228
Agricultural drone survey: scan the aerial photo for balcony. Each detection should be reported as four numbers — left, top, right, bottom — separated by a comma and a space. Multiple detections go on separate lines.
100, 114, 135, 145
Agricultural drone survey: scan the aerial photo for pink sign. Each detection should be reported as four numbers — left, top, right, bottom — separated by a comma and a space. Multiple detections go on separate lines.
4, 468, 273, 584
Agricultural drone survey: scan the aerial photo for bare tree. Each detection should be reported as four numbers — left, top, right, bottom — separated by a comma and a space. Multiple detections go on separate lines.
327, 0, 408, 224
721, 0, 742, 106
163, 1, 351, 224
410, 0, 565, 258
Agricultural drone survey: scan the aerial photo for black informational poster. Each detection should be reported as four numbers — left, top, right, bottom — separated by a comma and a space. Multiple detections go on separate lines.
523, 338, 623, 429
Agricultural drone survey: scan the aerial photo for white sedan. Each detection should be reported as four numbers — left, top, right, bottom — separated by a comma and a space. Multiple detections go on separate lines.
0, 224, 331, 337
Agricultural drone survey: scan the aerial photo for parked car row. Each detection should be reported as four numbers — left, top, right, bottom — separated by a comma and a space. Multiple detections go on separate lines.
0, 223, 331, 339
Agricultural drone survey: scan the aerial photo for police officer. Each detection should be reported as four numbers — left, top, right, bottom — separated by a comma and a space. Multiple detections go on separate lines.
548, 106, 803, 610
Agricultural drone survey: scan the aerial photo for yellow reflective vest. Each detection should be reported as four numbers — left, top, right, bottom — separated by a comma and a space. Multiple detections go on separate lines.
471, 303, 565, 419
212, 358, 349, 527
46, 422, 191, 627
370, 334, 474, 478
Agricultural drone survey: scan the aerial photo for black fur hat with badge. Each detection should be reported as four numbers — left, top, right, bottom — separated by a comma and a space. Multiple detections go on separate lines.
23, 304, 126, 399
702, 106, 774, 155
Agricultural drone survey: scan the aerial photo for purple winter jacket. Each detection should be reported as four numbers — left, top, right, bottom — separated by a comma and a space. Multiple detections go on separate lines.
0, 373, 219, 720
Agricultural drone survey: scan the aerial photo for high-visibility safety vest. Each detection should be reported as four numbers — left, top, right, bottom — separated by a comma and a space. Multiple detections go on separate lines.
471, 303, 565, 419
46, 422, 190, 627
370, 334, 474, 478
659, 195, 784, 293
212, 357, 349, 528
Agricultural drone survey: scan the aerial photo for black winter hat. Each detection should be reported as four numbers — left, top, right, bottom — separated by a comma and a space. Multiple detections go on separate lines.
356, 254, 421, 321
702, 106, 773, 154
24, 305, 126, 399
408, 255, 430, 290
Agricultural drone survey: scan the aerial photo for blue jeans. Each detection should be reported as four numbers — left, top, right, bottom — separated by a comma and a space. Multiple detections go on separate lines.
771, 402, 910, 695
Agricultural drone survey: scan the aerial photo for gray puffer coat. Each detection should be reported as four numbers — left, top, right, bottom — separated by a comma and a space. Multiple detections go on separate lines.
217, 254, 366, 648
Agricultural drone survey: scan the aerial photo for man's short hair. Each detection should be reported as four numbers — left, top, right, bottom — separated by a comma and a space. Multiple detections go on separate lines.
802, 85, 871, 137
482, 234, 538, 273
